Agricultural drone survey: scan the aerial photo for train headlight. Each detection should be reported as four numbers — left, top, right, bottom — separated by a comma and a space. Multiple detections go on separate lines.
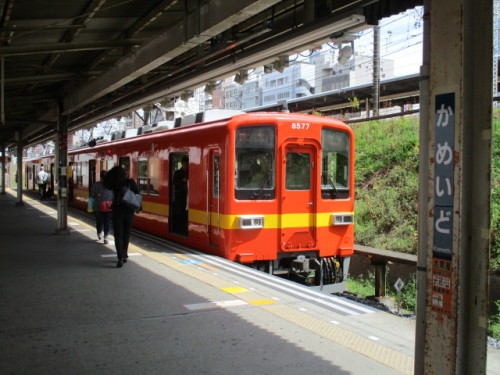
332, 213, 353, 226
238, 215, 264, 229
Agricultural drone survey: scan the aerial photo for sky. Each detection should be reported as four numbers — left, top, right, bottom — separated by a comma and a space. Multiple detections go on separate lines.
355, 7, 424, 77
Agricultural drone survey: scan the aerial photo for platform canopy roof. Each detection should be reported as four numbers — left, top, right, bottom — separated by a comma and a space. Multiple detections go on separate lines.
0, 0, 421, 147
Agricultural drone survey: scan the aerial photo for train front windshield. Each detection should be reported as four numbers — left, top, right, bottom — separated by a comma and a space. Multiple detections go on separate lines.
235, 126, 275, 200
321, 128, 350, 199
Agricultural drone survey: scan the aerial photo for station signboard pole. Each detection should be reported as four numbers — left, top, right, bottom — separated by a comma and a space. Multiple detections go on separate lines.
416, 0, 492, 373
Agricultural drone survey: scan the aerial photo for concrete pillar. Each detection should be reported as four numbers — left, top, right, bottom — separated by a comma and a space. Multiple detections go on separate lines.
15, 131, 23, 206
415, 0, 492, 373
55, 102, 69, 234
414, 0, 430, 373
1, 143, 5, 195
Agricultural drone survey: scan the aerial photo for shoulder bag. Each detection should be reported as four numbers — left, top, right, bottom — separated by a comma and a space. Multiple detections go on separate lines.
99, 200, 113, 212
121, 187, 143, 212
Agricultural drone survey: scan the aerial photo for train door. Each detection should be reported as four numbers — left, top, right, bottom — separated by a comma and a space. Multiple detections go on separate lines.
48, 163, 55, 198
89, 160, 96, 193
208, 150, 220, 246
169, 153, 189, 236
26, 165, 31, 190
31, 165, 37, 190
280, 143, 317, 250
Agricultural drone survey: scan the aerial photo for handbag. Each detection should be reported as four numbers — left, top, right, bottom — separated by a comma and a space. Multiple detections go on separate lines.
99, 200, 113, 212
87, 197, 95, 213
121, 187, 143, 212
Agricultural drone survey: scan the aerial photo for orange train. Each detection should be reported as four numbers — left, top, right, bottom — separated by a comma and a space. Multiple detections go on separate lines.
24, 111, 355, 292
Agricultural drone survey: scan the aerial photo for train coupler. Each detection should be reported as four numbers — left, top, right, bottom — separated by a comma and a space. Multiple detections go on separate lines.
289, 256, 321, 286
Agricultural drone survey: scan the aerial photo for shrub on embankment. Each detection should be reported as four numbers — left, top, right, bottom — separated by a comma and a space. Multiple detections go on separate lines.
350, 113, 499, 274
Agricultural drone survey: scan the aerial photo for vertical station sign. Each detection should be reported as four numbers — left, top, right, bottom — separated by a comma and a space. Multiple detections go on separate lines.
431, 93, 455, 316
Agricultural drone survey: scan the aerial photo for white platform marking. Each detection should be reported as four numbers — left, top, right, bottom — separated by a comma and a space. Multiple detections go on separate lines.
184, 300, 248, 311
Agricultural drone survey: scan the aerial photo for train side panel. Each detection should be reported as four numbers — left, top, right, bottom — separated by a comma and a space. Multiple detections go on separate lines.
22, 112, 354, 290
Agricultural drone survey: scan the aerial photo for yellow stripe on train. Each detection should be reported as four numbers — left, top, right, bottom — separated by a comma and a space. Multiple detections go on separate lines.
74, 194, 351, 230
189, 209, 353, 230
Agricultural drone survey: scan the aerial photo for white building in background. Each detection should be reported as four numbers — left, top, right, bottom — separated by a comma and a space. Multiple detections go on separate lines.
260, 62, 315, 107
223, 78, 243, 110
239, 66, 264, 109
241, 78, 262, 109
315, 49, 395, 93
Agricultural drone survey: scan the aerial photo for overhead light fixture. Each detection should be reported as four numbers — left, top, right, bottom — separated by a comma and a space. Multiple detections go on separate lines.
180, 90, 194, 102
273, 55, 289, 73
234, 70, 248, 85
204, 81, 217, 95
263, 64, 273, 74
337, 44, 353, 65
159, 98, 174, 108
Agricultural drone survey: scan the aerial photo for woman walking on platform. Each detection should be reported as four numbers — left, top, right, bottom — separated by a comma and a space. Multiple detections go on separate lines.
90, 170, 114, 244
104, 166, 139, 268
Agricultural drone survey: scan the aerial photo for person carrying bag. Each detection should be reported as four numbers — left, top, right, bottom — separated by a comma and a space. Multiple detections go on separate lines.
104, 166, 140, 268
90, 170, 114, 244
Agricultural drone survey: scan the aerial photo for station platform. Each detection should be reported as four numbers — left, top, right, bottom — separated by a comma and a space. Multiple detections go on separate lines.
1, 190, 499, 375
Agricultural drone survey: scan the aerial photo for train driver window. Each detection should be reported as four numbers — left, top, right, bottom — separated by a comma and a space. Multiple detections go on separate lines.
285, 152, 311, 190
235, 126, 275, 200
321, 129, 350, 199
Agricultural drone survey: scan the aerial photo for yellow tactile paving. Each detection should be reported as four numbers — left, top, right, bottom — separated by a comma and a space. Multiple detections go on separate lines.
248, 299, 277, 306
261, 304, 414, 375
172, 253, 191, 260
221, 287, 249, 293
198, 263, 219, 271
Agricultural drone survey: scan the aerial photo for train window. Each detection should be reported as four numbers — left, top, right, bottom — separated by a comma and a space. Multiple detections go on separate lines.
119, 157, 130, 175
148, 158, 160, 196
321, 129, 350, 199
213, 155, 220, 198
138, 157, 160, 196
235, 126, 275, 200
285, 152, 311, 190
138, 159, 148, 194
75, 162, 83, 186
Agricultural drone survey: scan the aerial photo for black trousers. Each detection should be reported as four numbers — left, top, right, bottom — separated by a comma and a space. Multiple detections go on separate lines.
112, 207, 135, 261
38, 183, 47, 200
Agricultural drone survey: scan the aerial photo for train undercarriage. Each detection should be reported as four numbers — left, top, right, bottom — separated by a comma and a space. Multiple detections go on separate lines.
252, 253, 351, 294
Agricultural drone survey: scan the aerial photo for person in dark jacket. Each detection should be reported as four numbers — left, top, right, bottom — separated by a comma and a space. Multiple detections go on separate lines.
104, 166, 140, 268
90, 170, 114, 244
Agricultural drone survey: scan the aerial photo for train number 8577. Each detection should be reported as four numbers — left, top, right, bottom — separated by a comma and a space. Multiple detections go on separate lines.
291, 122, 310, 130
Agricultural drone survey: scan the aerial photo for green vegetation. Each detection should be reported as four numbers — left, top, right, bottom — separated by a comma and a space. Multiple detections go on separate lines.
490, 301, 500, 339
346, 273, 375, 297
346, 272, 416, 314
349, 113, 499, 338
351, 113, 499, 270
351, 116, 419, 254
